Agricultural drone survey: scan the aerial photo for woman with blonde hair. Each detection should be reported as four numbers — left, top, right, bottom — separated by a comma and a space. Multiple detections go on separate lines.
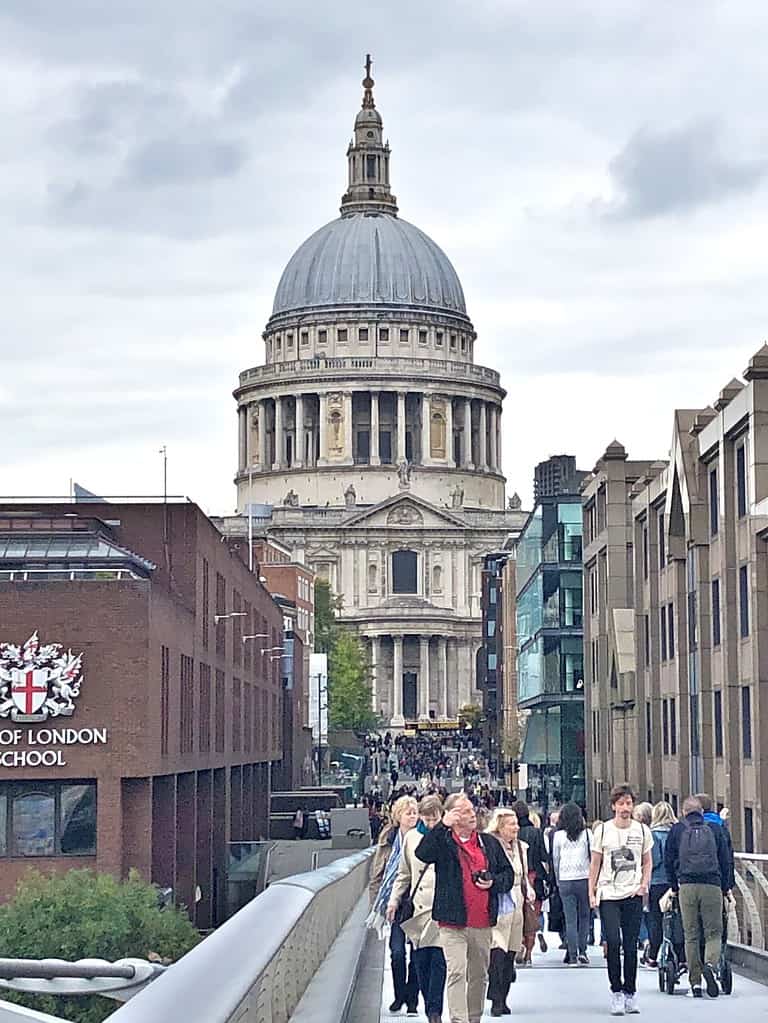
484, 808, 531, 1017
387, 794, 445, 1023
646, 800, 679, 968
633, 802, 653, 827
368, 795, 419, 1014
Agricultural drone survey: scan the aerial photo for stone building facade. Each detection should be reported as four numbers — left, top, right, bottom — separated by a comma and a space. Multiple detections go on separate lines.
226, 59, 525, 725
583, 346, 768, 854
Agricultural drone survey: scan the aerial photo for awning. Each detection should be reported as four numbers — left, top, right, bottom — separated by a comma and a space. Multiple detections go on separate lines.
520, 710, 561, 765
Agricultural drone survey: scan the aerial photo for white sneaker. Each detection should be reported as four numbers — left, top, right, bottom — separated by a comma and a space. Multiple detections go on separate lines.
624, 994, 640, 1014
610, 992, 625, 1015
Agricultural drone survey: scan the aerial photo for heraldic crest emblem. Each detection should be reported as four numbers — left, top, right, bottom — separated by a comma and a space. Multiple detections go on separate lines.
0, 632, 84, 722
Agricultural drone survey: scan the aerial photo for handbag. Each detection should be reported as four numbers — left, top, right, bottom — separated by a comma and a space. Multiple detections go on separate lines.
395, 864, 430, 925
518, 840, 539, 936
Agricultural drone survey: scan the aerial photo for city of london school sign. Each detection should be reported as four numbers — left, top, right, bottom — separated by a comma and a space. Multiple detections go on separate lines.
0, 632, 107, 767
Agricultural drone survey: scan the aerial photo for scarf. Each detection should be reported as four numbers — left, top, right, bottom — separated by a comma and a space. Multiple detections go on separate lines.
366, 828, 404, 939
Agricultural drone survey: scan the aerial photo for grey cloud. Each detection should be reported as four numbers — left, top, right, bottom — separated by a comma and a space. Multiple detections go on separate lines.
600, 121, 767, 220
120, 136, 248, 187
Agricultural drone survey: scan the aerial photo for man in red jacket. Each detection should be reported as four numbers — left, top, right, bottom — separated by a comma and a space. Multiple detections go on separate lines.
416, 793, 513, 1023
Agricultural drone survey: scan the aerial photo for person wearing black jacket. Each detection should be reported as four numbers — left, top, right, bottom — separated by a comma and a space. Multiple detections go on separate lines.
512, 800, 550, 961
416, 794, 513, 1023
664, 796, 731, 998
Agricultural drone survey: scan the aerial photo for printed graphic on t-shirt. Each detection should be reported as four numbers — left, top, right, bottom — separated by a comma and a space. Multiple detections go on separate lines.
610, 843, 636, 879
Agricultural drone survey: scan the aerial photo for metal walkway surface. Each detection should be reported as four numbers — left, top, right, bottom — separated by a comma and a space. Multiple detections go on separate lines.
379, 929, 768, 1023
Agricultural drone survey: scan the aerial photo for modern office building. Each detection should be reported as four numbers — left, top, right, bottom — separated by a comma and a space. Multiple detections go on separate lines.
534, 455, 589, 502
516, 480, 586, 810
222, 57, 527, 724
584, 346, 768, 853
0, 501, 285, 924
479, 548, 519, 782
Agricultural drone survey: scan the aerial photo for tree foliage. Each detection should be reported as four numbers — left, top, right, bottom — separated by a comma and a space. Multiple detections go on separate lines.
0, 869, 200, 1023
458, 702, 483, 729
315, 580, 375, 732
314, 579, 340, 654
328, 629, 376, 732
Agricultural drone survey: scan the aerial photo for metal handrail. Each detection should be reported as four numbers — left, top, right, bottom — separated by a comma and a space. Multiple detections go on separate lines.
107, 848, 373, 1023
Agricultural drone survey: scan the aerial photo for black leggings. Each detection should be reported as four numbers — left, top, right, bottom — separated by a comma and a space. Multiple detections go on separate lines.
600, 896, 643, 995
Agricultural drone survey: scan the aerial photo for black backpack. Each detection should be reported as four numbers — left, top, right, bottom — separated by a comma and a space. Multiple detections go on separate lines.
678, 820, 719, 877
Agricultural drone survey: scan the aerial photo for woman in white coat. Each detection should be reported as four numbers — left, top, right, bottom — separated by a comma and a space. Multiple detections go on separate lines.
387, 794, 446, 1023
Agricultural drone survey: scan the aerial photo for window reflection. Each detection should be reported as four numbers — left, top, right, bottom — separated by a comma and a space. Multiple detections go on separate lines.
12, 791, 55, 856
60, 784, 96, 855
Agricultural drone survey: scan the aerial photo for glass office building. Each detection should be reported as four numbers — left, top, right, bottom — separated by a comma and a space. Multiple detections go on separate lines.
516, 495, 585, 810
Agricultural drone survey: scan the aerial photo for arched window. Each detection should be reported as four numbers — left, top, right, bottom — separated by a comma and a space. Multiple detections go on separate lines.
368, 563, 378, 593
432, 564, 443, 593
392, 550, 418, 594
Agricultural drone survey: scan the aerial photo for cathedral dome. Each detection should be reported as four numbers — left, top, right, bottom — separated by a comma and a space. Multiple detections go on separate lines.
271, 212, 467, 318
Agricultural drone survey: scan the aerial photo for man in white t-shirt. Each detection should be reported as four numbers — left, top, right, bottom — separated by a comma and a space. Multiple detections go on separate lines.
589, 785, 653, 1017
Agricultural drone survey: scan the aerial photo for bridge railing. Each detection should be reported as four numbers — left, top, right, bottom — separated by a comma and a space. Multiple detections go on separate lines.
108, 847, 373, 1023
729, 852, 768, 953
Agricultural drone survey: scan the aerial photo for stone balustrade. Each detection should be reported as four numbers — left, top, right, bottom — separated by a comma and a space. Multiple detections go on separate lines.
238, 355, 501, 388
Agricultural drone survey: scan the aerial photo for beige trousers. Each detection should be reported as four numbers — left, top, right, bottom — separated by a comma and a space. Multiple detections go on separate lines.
439, 926, 492, 1023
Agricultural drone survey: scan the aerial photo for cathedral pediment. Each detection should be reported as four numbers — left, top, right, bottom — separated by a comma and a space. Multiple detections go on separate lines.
342, 493, 467, 530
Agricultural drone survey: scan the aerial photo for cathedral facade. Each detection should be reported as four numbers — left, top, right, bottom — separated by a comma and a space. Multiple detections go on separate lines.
231, 59, 525, 725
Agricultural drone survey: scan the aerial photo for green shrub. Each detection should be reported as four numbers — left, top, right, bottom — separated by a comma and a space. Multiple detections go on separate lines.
0, 869, 199, 1022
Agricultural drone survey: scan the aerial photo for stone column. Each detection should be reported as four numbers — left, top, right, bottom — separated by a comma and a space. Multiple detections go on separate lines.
238, 406, 247, 472
496, 407, 503, 474
419, 635, 430, 720
463, 398, 474, 470
478, 401, 488, 471
489, 404, 498, 472
445, 397, 455, 466
318, 392, 328, 465
343, 391, 354, 464
397, 391, 407, 463
371, 636, 380, 712
272, 396, 283, 470
258, 400, 268, 470
421, 394, 431, 465
294, 394, 304, 468
392, 636, 404, 726
439, 637, 449, 719
457, 639, 472, 708
370, 391, 380, 465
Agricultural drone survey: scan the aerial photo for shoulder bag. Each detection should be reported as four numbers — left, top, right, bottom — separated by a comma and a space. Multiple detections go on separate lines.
518, 840, 539, 936
395, 863, 430, 925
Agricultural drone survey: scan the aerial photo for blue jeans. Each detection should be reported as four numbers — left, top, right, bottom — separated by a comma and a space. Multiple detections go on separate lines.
558, 879, 590, 961
412, 945, 446, 1016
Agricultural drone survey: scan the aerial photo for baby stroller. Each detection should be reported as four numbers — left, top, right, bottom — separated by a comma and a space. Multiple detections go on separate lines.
658, 894, 686, 994
715, 900, 734, 995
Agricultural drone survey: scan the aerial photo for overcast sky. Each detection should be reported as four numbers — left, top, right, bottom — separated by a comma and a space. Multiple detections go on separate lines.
3, 1, 767, 513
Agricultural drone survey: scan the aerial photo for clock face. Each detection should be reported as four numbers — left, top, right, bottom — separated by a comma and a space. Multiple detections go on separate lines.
367, 130, 375, 138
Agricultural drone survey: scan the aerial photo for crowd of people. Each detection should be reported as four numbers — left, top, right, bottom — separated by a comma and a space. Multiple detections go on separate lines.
364, 776, 737, 1022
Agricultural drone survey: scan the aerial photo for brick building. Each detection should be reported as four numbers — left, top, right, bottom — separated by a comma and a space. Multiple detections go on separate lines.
0, 501, 284, 927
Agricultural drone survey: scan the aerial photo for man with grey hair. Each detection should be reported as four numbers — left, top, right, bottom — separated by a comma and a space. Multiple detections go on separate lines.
664, 795, 731, 998
416, 793, 513, 1023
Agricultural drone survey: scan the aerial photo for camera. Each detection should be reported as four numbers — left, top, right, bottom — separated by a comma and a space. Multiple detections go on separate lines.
471, 869, 491, 883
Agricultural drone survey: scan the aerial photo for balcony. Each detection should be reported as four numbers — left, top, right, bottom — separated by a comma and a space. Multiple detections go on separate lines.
237, 356, 502, 390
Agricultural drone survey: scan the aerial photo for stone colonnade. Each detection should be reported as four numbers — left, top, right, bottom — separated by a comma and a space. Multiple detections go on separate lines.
361, 633, 478, 726
237, 390, 502, 474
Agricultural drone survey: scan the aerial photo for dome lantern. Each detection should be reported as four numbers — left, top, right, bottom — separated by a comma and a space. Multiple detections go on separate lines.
340, 54, 398, 217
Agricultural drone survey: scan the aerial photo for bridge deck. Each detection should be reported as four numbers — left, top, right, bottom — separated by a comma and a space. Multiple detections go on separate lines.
379, 928, 767, 1022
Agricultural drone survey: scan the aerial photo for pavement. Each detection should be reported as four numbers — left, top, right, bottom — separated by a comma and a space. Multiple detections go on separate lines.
378, 928, 767, 1022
